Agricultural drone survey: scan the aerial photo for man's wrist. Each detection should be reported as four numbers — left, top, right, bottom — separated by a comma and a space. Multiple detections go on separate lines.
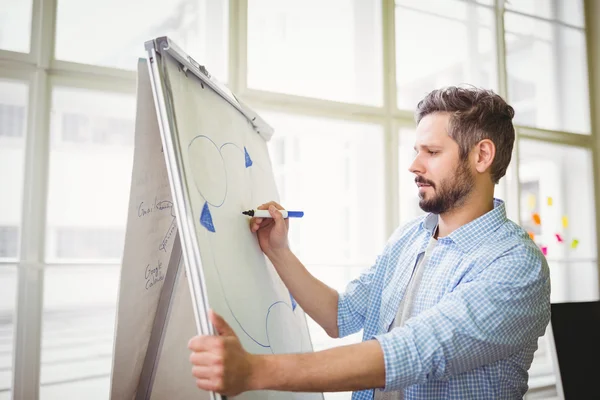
248, 354, 273, 391
266, 247, 293, 264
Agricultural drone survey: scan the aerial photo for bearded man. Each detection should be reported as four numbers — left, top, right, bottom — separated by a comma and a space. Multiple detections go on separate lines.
188, 86, 551, 400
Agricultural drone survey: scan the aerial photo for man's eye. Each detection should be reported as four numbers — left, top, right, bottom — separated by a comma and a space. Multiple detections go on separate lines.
428, 151, 438, 155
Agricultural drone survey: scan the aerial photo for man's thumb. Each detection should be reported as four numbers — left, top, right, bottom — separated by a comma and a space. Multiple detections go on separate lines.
209, 310, 235, 336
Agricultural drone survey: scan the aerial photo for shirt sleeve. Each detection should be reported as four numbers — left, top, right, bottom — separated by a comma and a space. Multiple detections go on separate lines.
337, 260, 380, 338
337, 222, 415, 338
373, 247, 551, 391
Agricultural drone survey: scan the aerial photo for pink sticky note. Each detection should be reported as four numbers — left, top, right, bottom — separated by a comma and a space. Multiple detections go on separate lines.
555, 234, 563, 243
541, 246, 548, 256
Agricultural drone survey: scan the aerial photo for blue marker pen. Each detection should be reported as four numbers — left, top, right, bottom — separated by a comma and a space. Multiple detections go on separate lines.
241, 209, 304, 218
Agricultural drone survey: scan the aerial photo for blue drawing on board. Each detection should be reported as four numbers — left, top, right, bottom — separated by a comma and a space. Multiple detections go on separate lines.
189, 135, 228, 207
189, 134, 303, 354
244, 147, 253, 168
200, 201, 215, 232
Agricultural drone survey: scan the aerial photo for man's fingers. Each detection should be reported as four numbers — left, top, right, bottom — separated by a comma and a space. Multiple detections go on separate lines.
196, 378, 220, 392
269, 205, 287, 230
188, 335, 223, 352
189, 351, 222, 366
249, 201, 285, 232
250, 217, 264, 227
250, 217, 273, 232
257, 201, 285, 211
268, 205, 282, 219
192, 365, 212, 379
192, 364, 224, 378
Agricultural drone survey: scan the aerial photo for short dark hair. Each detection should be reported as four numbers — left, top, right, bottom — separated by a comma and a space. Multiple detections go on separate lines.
415, 86, 515, 184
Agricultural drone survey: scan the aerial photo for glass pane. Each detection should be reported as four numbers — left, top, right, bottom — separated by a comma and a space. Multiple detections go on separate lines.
248, 0, 383, 105
518, 139, 598, 303
264, 112, 383, 400
505, 13, 590, 134
0, 79, 28, 261
396, 0, 497, 111
45, 87, 135, 262
40, 266, 119, 400
398, 127, 426, 226
0, 0, 33, 53
505, 0, 584, 27
55, 0, 229, 78
0, 267, 17, 398
264, 112, 385, 266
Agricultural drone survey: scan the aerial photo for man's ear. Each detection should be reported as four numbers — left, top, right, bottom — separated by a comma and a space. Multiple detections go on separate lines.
474, 139, 495, 174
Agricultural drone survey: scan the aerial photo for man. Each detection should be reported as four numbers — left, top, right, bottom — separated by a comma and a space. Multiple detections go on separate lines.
188, 86, 551, 399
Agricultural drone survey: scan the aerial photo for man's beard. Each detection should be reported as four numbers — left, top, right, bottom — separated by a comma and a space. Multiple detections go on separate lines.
416, 160, 475, 214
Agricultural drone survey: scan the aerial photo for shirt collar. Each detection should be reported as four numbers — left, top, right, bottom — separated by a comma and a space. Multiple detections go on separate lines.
420, 198, 508, 253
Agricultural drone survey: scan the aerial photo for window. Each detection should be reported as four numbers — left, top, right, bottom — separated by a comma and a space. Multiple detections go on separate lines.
46, 87, 135, 262
264, 112, 385, 267
0, 227, 18, 259
248, 0, 383, 105
61, 113, 134, 146
0, 0, 33, 53
505, 0, 584, 27
395, 0, 498, 110
519, 139, 598, 303
61, 113, 89, 143
0, 104, 25, 138
40, 266, 120, 400
505, 10, 590, 134
518, 138, 598, 387
0, 80, 28, 262
54, 0, 229, 79
55, 228, 125, 260
0, 267, 17, 398
265, 112, 384, 400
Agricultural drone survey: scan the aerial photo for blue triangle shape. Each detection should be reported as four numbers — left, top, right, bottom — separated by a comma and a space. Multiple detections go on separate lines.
290, 291, 297, 311
200, 202, 215, 232
244, 147, 253, 168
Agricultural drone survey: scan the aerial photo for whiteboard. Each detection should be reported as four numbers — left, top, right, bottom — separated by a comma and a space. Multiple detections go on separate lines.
110, 39, 322, 400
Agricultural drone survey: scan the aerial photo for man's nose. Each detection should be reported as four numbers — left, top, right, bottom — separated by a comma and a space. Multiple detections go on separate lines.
409, 154, 423, 175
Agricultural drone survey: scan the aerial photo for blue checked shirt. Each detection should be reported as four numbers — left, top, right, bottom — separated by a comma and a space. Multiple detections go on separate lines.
337, 199, 551, 399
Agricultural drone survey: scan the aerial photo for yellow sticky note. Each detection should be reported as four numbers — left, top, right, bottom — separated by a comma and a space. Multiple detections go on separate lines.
562, 216, 569, 228
571, 239, 579, 249
547, 197, 553, 206
527, 195, 536, 211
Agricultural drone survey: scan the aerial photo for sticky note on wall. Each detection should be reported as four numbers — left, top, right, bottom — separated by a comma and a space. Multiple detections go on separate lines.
527, 195, 536, 210
562, 216, 569, 228
547, 197, 553, 206
532, 213, 541, 225
571, 239, 579, 249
